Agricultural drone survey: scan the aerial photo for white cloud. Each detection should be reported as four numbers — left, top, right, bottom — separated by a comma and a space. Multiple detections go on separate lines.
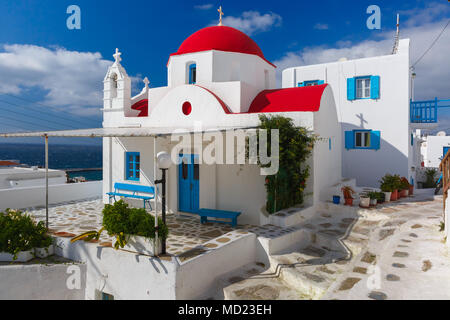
217, 11, 282, 35
274, 5, 450, 100
0, 45, 143, 116
314, 23, 329, 30
195, 4, 213, 10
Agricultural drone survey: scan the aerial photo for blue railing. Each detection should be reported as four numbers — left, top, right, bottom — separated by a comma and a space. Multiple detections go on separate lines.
410, 98, 438, 123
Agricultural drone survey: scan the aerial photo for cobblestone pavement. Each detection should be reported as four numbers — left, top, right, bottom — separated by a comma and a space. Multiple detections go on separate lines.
221, 191, 450, 300
24, 198, 288, 259
325, 193, 450, 300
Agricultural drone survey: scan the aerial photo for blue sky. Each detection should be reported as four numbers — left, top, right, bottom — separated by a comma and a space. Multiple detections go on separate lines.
0, 0, 449, 144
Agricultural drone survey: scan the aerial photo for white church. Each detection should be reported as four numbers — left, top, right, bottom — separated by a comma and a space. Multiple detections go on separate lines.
102, 24, 342, 226
101, 12, 420, 226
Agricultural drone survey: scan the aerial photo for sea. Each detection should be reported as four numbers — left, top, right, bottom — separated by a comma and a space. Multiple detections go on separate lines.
0, 143, 103, 181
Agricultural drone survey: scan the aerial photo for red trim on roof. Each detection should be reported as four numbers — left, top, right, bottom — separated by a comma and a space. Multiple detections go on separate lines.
0, 161, 19, 166
131, 99, 148, 117
194, 85, 232, 114
247, 84, 327, 113
168, 26, 276, 68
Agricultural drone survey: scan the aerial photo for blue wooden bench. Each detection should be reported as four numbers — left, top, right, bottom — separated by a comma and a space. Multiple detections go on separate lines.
198, 209, 241, 227
107, 183, 155, 210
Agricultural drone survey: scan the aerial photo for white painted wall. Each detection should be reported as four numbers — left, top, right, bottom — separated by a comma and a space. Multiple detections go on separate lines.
283, 39, 411, 188
0, 263, 86, 300
423, 135, 450, 168
0, 167, 66, 189
0, 181, 102, 211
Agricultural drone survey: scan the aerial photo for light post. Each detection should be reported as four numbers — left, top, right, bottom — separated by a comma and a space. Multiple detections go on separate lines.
155, 151, 171, 254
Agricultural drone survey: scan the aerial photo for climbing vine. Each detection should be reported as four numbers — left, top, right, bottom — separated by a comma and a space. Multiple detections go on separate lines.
256, 115, 317, 214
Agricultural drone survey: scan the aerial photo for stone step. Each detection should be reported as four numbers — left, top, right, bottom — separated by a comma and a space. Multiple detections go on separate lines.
267, 245, 349, 299
220, 262, 307, 300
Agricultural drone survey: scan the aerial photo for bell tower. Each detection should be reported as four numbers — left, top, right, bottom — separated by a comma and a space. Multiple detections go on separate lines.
103, 48, 131, 110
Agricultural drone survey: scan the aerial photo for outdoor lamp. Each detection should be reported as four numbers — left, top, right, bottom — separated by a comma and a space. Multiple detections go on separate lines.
155, 151, 172, 254
157, 151, 172, 170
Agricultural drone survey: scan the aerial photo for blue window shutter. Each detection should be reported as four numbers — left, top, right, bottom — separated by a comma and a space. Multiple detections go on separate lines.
189, 64, 196, 84
347, 78, 355, 100
318, 80, 325, 85
345, 131, 354, 149
370, 131, 381, 150
298, 82, 304, 87
370, 75, 380, 99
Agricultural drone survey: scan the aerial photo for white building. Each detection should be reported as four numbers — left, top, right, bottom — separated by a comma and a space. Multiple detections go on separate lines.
421, 132, 450, 168
282, 39, 423, 188
102, 25, 343, 225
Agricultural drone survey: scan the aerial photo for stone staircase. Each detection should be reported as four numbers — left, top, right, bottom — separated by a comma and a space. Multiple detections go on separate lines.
220, 203, 383, 300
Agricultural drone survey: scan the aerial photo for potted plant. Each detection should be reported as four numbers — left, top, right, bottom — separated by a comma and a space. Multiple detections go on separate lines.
332, 195, 341, 205
399, 177, 410, 198
0, 209, 36, 262
380, 174, 401, 201
367, 191, 379, 207
71, 200, 168, 256
359, 193, 370, 208
341, 186, 356, 206
32, 221, 54, 259
380, 175, 392, 203
376, 191, 385, 204
409, 182, 414, 196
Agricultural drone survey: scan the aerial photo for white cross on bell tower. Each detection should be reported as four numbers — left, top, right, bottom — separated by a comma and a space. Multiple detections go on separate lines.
113, 48, 122, 64
143, 77, 150, 89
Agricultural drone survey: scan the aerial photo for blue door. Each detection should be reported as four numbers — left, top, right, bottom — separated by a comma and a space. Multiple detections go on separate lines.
178, 154, 199, 213
444, 147, 450, 159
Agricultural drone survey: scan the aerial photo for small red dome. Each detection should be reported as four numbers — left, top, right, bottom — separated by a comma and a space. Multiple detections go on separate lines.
170, 26, 275, 67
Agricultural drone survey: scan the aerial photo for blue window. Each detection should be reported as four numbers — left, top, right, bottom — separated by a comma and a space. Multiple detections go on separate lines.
345, 130, 380, 150
347, 75, 380, 100
125, 152, 140, 181
189, 63, 197, 84
298, 80, 324, 87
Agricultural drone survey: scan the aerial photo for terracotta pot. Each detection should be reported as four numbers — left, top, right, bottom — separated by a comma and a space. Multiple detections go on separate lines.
399, 189, 408, 198
409, 185, 414, 195
344, 198, 353, 206
390, 190, 398, 201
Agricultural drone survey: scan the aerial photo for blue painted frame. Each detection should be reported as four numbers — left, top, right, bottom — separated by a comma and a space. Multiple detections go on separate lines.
298, 80, 324, 87
125, 152, 140, 181
353, 130, 372, 149
178, 154, 200, 213
189, 63, 197, 84
354, 76, 371, 100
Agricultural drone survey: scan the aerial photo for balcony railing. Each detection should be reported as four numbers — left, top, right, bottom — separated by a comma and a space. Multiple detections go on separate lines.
410, 98, 438, 123
410, 98, 450, 124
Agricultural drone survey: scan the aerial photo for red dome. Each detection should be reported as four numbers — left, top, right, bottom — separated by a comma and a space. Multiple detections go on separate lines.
170, 26, 275, 67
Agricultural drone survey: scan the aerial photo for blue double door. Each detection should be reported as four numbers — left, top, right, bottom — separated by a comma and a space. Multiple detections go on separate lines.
178, 154, 199, 213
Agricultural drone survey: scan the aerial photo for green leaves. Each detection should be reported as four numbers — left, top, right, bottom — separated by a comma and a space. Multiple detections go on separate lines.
257, 115, 316, 214
0, 209, 53, 260
71, 201, 169, 251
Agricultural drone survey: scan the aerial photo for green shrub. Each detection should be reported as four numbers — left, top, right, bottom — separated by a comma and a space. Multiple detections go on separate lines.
103, 201, 168, 240
0, 209, 53, 260
72, 200, 169, 250
256, 115, 316, 214
380, 174, 402, 192
424, 168, 438, 188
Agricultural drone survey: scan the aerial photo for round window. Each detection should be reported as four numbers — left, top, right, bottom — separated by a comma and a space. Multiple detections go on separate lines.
182, 101, 192, 115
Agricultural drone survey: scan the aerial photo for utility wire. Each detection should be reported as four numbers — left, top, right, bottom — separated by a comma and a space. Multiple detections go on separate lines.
0, 93, 101, 126
0, 102, 80, 130
412, 19, 450, 68
0, 113, 63, 131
